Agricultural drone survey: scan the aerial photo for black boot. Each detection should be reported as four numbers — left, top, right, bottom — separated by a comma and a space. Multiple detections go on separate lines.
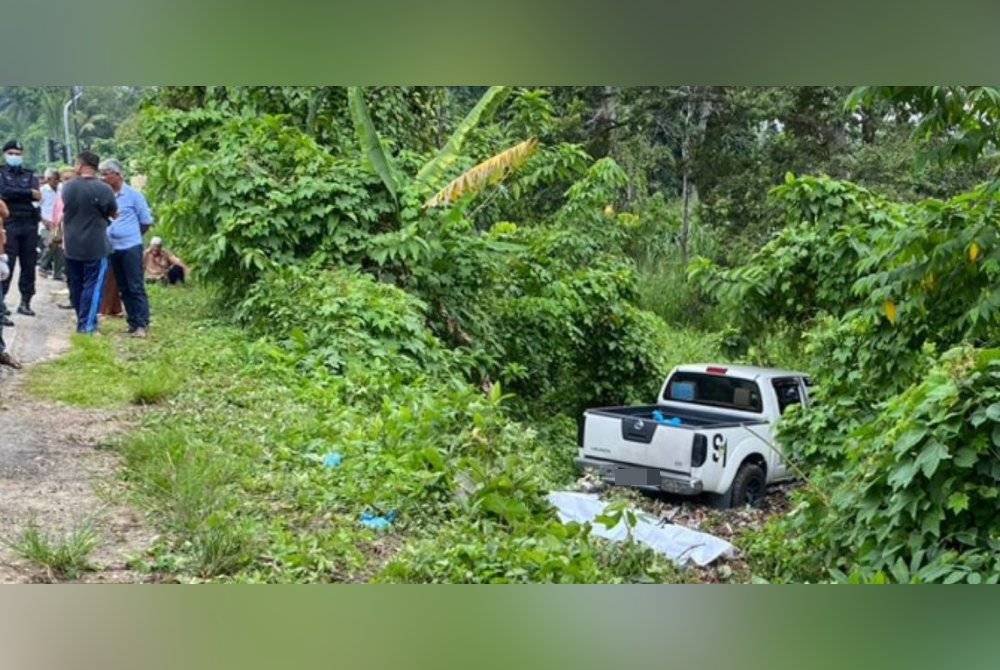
17, 299, 35, 317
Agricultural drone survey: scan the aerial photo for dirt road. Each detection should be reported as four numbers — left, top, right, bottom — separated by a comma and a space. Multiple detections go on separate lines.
0, 270, 150, 582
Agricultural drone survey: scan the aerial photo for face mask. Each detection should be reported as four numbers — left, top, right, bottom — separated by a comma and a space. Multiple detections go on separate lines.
5, 155, 22, 167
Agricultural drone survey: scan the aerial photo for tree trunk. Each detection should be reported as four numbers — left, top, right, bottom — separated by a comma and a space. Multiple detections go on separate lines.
679, 88, 712, 266
681, 168, 691, 266
861, 107, 876, 144
589, 86, 618, 158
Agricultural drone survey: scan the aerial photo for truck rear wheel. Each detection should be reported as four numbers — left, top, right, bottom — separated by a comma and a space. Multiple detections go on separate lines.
729, 462, 766, 508
711, 462, 766, 509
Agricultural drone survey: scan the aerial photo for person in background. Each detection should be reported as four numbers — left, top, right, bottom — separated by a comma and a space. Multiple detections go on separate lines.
99, 263, 124, 317
143, 237, 188, 285
50, 167, 75, 310
0, 140, 42, 319
37, 167, 60, 279
62, 151, 117, 334
0, 198, 20, 368
99, 159, 152, 338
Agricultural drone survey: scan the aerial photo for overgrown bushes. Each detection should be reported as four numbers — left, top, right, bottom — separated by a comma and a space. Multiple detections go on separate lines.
110, 89, 706, 583
237, 263, 449, 379
138, 99, 677, 416
752, 347, 1000, 584
143, 112, 393, 298
700, 175, 1000, 582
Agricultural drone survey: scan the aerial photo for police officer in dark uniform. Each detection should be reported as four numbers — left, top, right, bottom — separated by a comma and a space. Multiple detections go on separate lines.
0, 139, 42, 320
0, 198, 20, 369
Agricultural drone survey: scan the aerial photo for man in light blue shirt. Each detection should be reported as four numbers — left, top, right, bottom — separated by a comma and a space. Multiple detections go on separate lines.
99, 158, 152, 337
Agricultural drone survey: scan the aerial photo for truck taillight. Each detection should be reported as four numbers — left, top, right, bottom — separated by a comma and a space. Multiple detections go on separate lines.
706, 366, 728, 375
691, 434, 707, 467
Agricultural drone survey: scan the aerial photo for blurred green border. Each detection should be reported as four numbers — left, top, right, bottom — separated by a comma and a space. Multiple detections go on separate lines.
0, 587, 997, 669
3, 0, 999, 83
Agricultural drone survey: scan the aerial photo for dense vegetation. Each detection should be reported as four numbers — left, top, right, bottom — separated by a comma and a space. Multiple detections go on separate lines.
28, 86, 998, 583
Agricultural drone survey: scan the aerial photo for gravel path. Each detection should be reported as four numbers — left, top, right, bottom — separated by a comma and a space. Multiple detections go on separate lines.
0, 269, 152, 582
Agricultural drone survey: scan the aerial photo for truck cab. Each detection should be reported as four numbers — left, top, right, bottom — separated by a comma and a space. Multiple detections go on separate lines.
576, 364, 810, 508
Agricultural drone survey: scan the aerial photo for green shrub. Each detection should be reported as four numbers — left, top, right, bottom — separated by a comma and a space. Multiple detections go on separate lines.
755, 347, 1000, 583
696, 175, 1000, 582
379, 517, 678, 584
143, 113, 393, 298
236, 264, 450, 379
691, 175, 906, 337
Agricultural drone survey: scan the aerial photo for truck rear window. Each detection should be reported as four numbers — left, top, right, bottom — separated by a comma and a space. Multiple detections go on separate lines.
663, 372, 763, 413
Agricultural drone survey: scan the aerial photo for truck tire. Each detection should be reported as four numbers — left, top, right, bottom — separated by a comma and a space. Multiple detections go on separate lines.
710, 462, 766, 509
729, 462, 766, 508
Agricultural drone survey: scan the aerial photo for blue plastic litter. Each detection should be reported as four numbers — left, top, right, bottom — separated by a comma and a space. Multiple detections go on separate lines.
360, 510, 397, 530
323, 452, 343, 468
651, 410, 683, 427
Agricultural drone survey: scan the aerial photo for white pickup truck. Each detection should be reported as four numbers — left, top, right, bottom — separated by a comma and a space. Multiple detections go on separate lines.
576, 364, 811, 508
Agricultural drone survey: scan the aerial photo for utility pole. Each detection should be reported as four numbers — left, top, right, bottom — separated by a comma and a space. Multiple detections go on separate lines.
62, 86, 82, 162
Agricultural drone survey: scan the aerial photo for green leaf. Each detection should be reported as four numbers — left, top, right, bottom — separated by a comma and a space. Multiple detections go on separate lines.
594, 512, 622, 530
986, 403, 1000, 422
915, 440, 949, 478
888, 460, 919, 489
889, 557, 911, 583
893, 427, 927, 454
921, 508, 944, 537
946, 492, 969, 514
953, 447, 978, 468
347, 87, 399, 204
943, 570, 966, 584
413, 86, 511, 192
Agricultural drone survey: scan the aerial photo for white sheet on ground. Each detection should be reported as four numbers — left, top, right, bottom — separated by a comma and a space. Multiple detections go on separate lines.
546, 491, 736, 567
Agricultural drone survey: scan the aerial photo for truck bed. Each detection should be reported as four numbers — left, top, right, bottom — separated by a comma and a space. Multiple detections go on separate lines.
585, 404, 766, 429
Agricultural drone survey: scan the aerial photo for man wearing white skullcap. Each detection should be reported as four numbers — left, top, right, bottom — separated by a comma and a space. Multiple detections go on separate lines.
143, 237, 188, 286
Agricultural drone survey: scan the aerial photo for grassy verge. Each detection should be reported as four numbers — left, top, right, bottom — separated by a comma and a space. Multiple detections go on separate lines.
26, 329, 132, 407
26, 285, 293, 580
26, 309, 184, 408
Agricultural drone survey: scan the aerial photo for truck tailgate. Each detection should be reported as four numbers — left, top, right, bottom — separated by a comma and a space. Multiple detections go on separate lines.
581, 411, 694, 473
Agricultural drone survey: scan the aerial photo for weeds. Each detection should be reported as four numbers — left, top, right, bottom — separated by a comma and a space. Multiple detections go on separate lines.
129, 362, 182, 405
121, 427, 236, 534
9, 520, 98, 581
190, 516, 258, 579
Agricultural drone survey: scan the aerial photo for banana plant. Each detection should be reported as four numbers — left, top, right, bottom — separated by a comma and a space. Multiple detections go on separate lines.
348, 87, 402, 204
424, 138, 539, 209
348, 86, 538, 215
